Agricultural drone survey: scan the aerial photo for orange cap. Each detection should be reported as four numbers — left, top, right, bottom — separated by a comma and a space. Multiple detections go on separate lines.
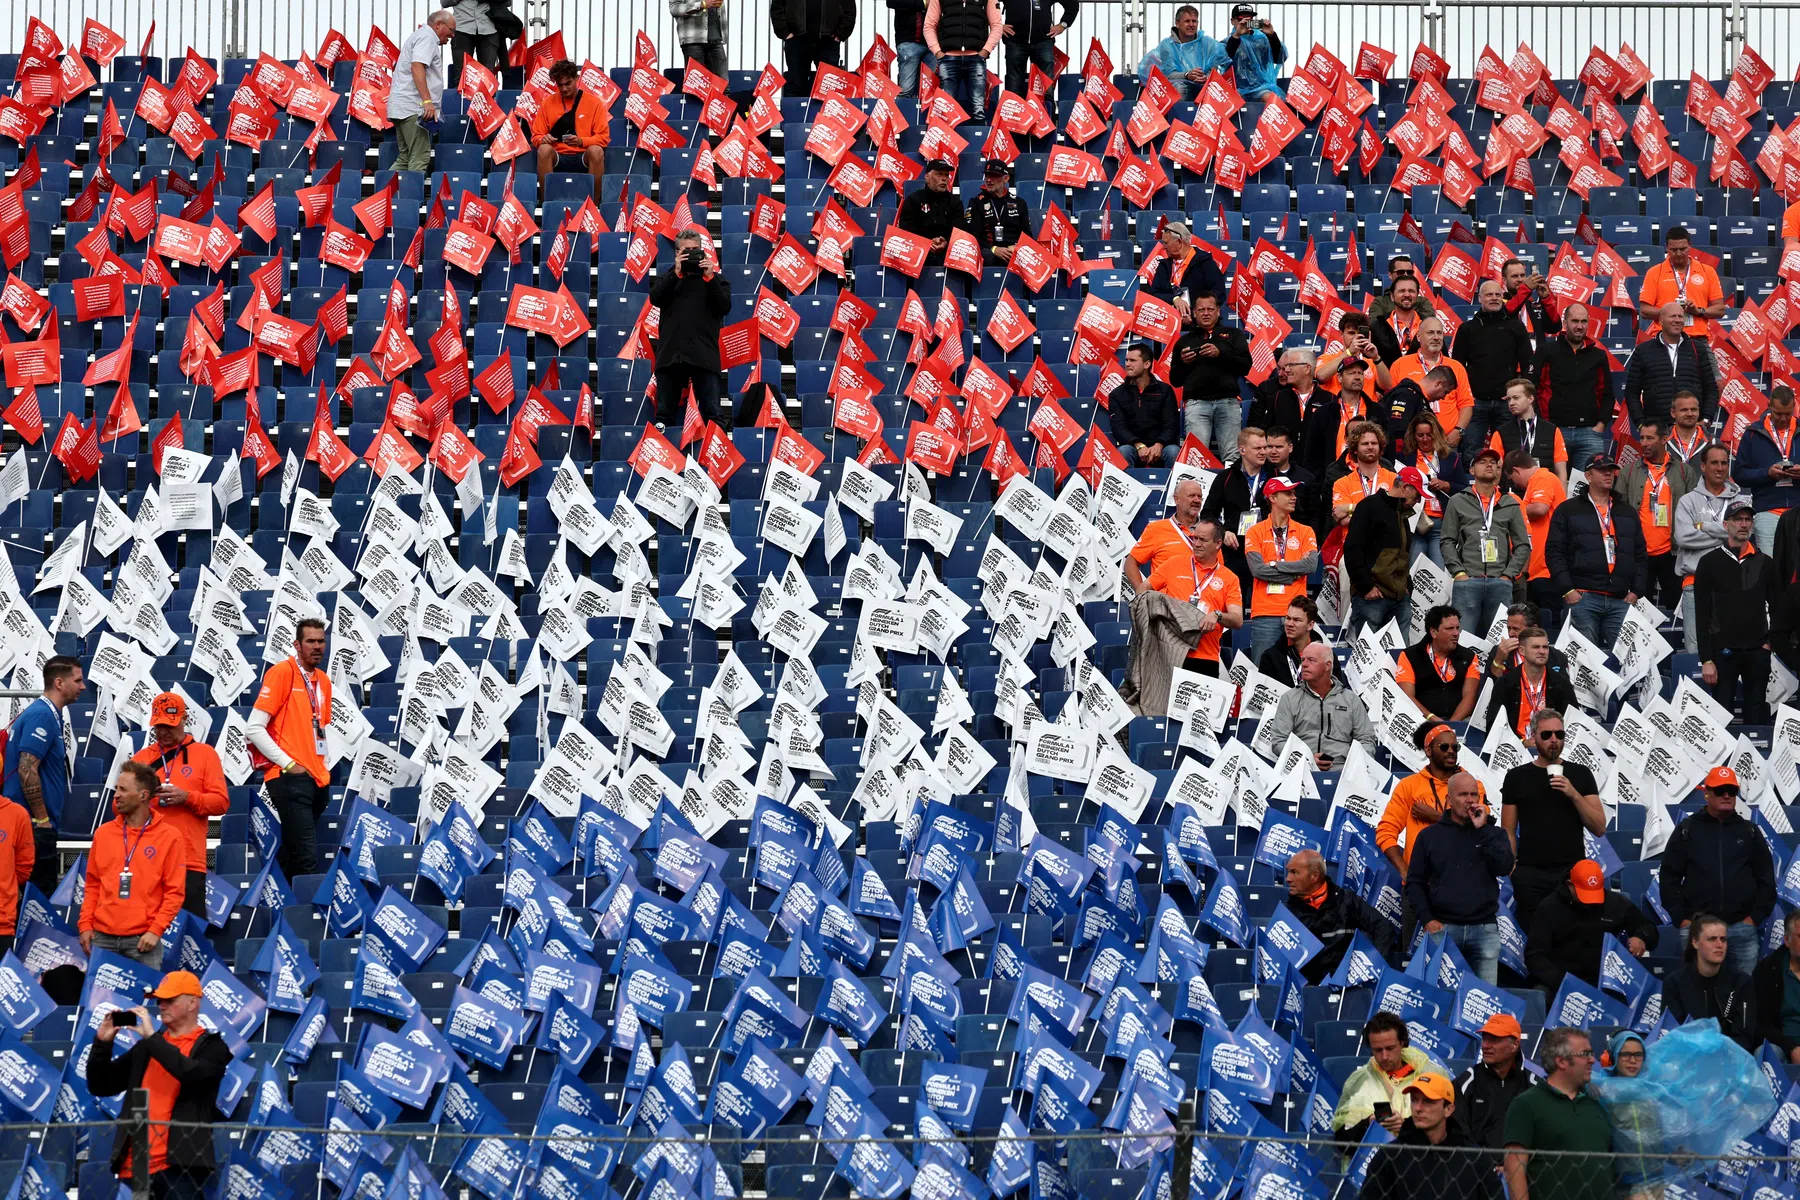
1402, 1072, 1455, 1104
149, 691, 187, 728
1702, 766, 1740, 792
1570, 859, 1606, 904
1479, 1013, 1523, 1038
149, 970, 203, 999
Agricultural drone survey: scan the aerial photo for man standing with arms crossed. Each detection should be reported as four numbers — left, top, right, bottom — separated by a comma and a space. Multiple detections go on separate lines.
249, 621, 333, 879
133, 694, 229, 918
4, 656, 84, 893
80, 762, 188, 969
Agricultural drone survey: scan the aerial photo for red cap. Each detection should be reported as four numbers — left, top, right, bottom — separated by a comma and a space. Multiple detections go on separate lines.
1395, 466, 1428, 493
1570, 859, 1606, 904
1263, 475, 1300, 496
1702, 766, 1740, 792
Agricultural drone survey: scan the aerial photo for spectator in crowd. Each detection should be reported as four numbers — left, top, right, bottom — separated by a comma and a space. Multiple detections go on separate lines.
1487, 378, 1568, 486
1637, 226, 1725, 379
1599, 1030, 1645, 1078
249, 621, 334, 879
1380, 724, 1473, 874
1285, 848, 1392, 985
1201, 426, 1268, 598
999, 0, 1075, 105
1500, 258, 1558, 343
1623, 300, 1718, 431
1358, 1071, 1500, 1200
1399, 410, 1464, 567
1662, 913, 1758, 1051
1243, 478, 1318, 664
1501, 708, 1606, 932
87, 970, 233, 1198
1524, 858, 1656, 993
1532, 302, 1614, 472
1455, 279, 1535, 454
1405, 772, 1513, 984
1174, 294, 1252, 462
1392, 317, 1474, 449
773, 0, 857, 97
888, 0, 935, 94
1343, 467, 1424, 634
1486, 603, 1568, 678
1375, 366, 1451, 458
1137, 4, 1226, 100
1143, 516, 1242, 676
1109, 343, 1181, 466
966, 160, 1031, 264
0, 770, 27, 956
1305, 360, 1383, 481
1731, 384, 1798, 554
4, 655, 83, 893
897, 160, 968, 263
1396, 610, 1481, 724
1258, 597, 1326, 687
1124, 478, 1205, 592
451, 0, 513, 86
1262, 642, 1377, 769
924, 0, 1000, 120
1486, 626, 1576, 745
1506, 449, 1569, 634
1443, 447, 1529, 635
1329, 420, 1396, 526
1547, 455, 1646, 651
648, 228, 733, 426
1620, 417, 1695, 611
1333, 1012, 1447, 1144
1453, 1014, 1535, 1151
531, 60, 610, 196
1146, 222, 1228, 318
1316, 311, 1390, 392
1752, 908, 1800, 1064
1249, 349, 1321, 436
1664, 391, 1711, 466
1223, 4, 1284, 100
1259, 425, 1319, 531
1502, 1027, 1616, 1200
132, 694, 229, 919
1368, 272, 1433, 365
387, 12, 456, 174
1674, 442, 1739, 655
671, 0, 729, 77
1694, 502, 1775, 723
79, 761, 188, 969
1659, 766, 1775, 979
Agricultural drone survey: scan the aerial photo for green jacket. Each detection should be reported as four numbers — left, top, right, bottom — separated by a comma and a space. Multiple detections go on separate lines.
1441, 487, 1532, 580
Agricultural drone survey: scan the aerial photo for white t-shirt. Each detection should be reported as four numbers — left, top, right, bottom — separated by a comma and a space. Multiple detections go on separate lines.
387, 24, 446, 120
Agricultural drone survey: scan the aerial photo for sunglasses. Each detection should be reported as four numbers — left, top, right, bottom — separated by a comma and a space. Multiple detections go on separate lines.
1537, 730, 1565, 739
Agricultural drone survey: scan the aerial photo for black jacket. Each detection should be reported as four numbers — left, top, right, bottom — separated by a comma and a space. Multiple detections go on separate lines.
87, 1028, 234, 1173
647, 266, 732, 372
1693, 543, 1776, 659
1343, 491, 1411, 598
1452, 1060, 1535, 1151
1108, 379, 1182, 449
1376, 379, 1432, 458
1658, 807, 1777, 927
887, 0, 929, 44
1173, 323, 1251, 402
1358, 1120, 1501, 1200
1753, 946, 1800, 1057
1484, 662, 1577, 733
1247, 384, 1325, 443
1621, 333, 1719, 427
1258, 631, 1327, 688
896, 185, 968, 243
1773, 506, 1800, 654
1489, 416, 1562, 468
1405, 810, 1517, 926
1000, 0, 1077, 43
771, 0, 857, 38
1288, 878, 1394, 985
1452, 310, 1534, 406
1662, 962, 1758, 1051
966, 192, 1032, 253
1544, 493, 1649, 600
1147, 251, 1228, 311
1297, 391, 1381, 480
1533, 336, 1615, 428
1524, 882, 1658, 993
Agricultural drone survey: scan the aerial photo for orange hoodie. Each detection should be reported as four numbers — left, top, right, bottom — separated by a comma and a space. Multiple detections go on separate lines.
132, 737, 230, 874
81, 809, 189, 938
0, 798, 34, 935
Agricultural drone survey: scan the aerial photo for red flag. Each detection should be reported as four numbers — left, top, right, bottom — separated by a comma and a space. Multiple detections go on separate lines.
304, 385, 356, 481
1, 386, 42, 444
151, 414, 184, 474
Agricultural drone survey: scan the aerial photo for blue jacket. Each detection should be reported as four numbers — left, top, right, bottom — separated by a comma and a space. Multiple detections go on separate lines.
1732, 418, 1800, 513
1138, 32, 1227, 82
1225, 27, 1285, 99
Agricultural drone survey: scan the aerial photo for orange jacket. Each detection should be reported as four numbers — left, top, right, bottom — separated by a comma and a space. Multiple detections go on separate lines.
133, 737, 230, 874
254, 659, 333, 786
1376, 770, 1488, 872
0, 798, 34, 936
81, 810, 189, 938
529, 90, 610, 149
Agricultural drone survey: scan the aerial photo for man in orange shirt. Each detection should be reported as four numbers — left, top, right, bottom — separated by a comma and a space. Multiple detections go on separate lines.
1637, 226, 1725, 377
1146, 516, 1244, 677
1125, 477, 1206, 592
80, 761, 188, 968
1243, 477, 1319, 664
87, 969, 232, 1195
133, 694, 230, 919
249, 620, 333, 878
1377, 723, 1484, 878
1390, 317, 1474, 447
0, 785, 32, 958
1330, 421, 1396, 525
531, 60, 610, 199
1506, 449, 1569, 635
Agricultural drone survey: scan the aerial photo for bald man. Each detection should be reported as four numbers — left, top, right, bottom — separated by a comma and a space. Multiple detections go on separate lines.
1286, 848, 1394, 983
1261, 642, 1377, 770
1532, 301, 1615, 471
1403, 771, 1516, 984
1125, 477, 1206, 592
1622, 300, 1717, 432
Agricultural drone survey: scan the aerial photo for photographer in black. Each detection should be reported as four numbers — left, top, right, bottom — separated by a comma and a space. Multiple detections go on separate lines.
648, 226, 734, 427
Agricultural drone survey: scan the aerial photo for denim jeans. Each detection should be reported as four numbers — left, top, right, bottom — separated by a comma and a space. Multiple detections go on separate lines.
1349, 594, 1409, 637
896, 41, 935, 95
1755, 511, 1781, 556
936, 53, 988, 120
1185, 396, 1241, 464
1726, 921, 1761, 979
1568, 592, 1629, 652
1118, 443, 1179, 467
1249, 616, 1287, 665
1452, 577, 1515, 639
1414, 525, 1442, 569
1462, 399, 1509, 464
1441, 923, 1502, 985
92, 931, 165, 970
1004, 39, 1058, 111
1560, 424, 1606, 471
1682, 584, 1697, 655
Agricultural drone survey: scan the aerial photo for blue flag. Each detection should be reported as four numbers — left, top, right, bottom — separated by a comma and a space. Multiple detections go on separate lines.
367, 887, 446, 972
313, 855, 373, 937
928, 863, 996, 954
0, 1030, 56, 1121
0, 951, 52, 1035
200, 960, 267, 1045
1253, 810, 1329, 871
532, 991, 603, 1070
1548, 971, 1634, 1029
280, 992, 339, 1064
705, 1035, 804, 1138
351, 955, 420, 1022
355, 1025, 447, 1111
445, 985, 530, 1069
248, 912, 321, 1015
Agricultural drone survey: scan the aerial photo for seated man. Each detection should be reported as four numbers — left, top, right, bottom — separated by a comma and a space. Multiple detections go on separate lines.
1284, 849, 1392, 985
1394, 606, 1482, 724
1524, 860, 1658, 993
1332, 1011, 1447, 1145
531, 60, 610, 197
1261, 642, 1378, 769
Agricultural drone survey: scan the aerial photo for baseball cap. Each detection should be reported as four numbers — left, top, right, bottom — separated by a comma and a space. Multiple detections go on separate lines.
1479, 1013, 1523, 1039
1263, 476, 1299, 496
923, 158, 953, 173
1395, 466, 1428, 493
1586, 455, 1619, 471
1472, 446, 1502, 463
149, 691, 187, 728
1703, 765, 1741, 792
149, 971, 204, 1000
1570, 859, 1606, 904
1724, 501, 1756, 519
1231, 3, 1258, 17
1338, 356, 1368, 374
1402, 1072, 1455, 1104
983, 158, 1013, 177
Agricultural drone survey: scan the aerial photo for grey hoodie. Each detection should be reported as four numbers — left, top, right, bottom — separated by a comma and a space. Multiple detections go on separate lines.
1673, 478, 1742, 577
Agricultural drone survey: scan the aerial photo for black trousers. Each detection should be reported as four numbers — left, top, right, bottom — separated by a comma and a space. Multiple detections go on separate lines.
149, 1167, 211, 1200
1646, 551, 1680, 611
1525, 578, 1564, 638
681, 41, 728, 77
267, 772, 330, 879
782, 35, 841, 98
654, 364, 724, 426
184, 869, 208, 919
30, 823, 57, 895
450, 31, 506, 87
1511, 861, 1573, 941
1713, 646, 1772, 725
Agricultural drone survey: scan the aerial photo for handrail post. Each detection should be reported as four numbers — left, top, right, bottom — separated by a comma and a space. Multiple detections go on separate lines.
124, 1087, 152, 1200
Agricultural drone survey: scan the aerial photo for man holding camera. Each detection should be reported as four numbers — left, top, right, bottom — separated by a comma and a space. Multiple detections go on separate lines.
649, 227, 734, 427
88, 970, 233, 1200
1223, 3, 1284, 100
132, 694, 229, 919
531, 60, 610, 201
80, 761, 188, 970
